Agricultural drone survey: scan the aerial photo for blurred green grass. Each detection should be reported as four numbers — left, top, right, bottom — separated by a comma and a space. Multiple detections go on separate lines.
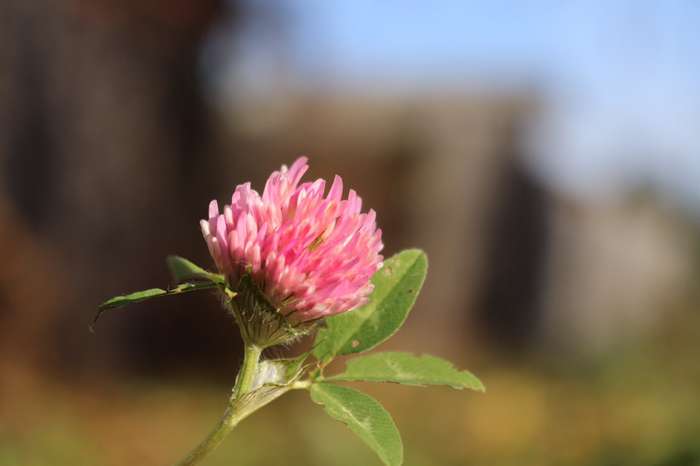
2, 309, 700, 466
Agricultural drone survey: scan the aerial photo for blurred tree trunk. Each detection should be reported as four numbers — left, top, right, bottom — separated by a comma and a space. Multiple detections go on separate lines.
474, 119, 551, 352
0, 0, 242, 379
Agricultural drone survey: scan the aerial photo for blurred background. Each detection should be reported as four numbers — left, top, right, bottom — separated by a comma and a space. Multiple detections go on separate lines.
2, 1, 700, 465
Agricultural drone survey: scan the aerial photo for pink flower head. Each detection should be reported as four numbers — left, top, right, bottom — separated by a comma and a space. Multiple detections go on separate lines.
201, 157, 383, 322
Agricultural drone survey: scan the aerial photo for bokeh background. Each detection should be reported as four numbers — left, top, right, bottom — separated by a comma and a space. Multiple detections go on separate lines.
2, 1, 700, 465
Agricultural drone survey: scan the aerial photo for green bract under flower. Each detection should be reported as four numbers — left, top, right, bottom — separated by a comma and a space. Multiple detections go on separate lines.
226, 274, 314, 347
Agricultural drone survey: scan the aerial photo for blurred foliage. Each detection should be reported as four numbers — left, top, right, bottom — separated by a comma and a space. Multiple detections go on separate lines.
2, 304, 699, 466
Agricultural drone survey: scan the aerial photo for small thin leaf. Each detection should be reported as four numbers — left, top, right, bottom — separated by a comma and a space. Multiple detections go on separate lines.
313, 249, 427, 363
98, 288, 169, 310
93, 281, 219, 330
310, 383, 403, 466
166, 255, 224, 284
328, 352, 485, 391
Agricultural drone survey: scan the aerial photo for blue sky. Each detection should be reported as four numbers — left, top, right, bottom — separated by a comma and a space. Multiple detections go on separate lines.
223, 1, 700, 208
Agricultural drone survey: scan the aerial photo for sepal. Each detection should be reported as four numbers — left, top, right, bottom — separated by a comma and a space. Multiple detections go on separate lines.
227, 274, 314, 348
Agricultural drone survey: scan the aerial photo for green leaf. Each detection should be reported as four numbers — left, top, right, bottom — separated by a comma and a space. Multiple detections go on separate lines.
313, 249, 427, 362
166, 255, 224, 284
328, 352, 485, 391
92, 281, 219, 330
310, 383, 403, 466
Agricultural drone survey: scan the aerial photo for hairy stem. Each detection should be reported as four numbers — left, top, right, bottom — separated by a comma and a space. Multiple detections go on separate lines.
174, 343, 262, 466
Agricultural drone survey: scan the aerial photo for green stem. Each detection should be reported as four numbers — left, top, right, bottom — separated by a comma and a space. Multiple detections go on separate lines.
232, 343, 262, 399
174, 343, 262, 466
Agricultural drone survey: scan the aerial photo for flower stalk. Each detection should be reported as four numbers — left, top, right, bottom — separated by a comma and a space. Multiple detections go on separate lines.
174, 342, 262, 466
232, 343, 262, 399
